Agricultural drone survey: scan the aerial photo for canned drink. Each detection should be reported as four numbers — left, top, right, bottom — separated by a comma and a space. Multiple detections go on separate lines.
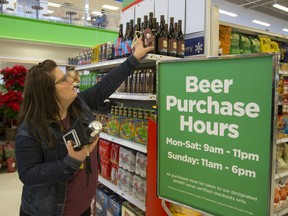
119, 107, 123, 116
128, 107, 133, 117
138, 109, 144, 119
133, 108, 138, 118
114, 106, 119, 115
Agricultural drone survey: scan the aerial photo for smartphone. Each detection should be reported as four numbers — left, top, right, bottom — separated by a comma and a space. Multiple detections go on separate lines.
63, 129, 81, 150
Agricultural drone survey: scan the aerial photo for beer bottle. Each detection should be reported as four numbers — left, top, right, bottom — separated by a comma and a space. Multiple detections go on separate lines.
154, 21, 160, 54
158, 15, 168, 55
115, 24, 123, 58
143, 15, 149, 47
177, 20, 185, 58
148, 12, 153, 30
122, 22, 130, 57
135, 17, 141, 38
130, 19, 134, 39
168, 17, 177, 56
151, 17, 157, 53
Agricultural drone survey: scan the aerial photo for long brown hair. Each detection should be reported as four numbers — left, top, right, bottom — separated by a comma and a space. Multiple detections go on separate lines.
19, 60, 82, 147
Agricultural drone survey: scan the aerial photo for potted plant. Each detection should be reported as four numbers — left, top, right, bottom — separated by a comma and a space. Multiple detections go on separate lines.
0, 65, 27, 140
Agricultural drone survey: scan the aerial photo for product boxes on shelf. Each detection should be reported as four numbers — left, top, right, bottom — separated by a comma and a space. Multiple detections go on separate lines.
107, 195, 125, 216
135, 152, 147, 178
133, 175, 146, 204
99, 139, 112, 161
110, 143, 120, 165
96, 187, 109, 216
121, 201, 145, 216
119, 147, 136, 172
134, 119, 148, 145
111, 163, 118, 185
119, 116, 135, 141
100, 159, 112, 180
107, 114, 120, 137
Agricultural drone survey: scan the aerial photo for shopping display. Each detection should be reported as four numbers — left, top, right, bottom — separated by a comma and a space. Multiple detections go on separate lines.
219, 25, 288, 57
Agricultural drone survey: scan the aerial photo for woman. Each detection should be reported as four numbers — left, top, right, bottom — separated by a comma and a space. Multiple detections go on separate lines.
15, 38, 153, 216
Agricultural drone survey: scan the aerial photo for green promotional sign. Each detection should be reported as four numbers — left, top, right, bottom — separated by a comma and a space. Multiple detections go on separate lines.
157, 54, 276, 216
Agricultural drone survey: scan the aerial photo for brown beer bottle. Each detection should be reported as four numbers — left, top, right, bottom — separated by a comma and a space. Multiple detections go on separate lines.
154, 21, 160, 54
135, 17, 141, 38
158, 15, 168, 55
168, 17, 177, 56
176, 20, 185, 58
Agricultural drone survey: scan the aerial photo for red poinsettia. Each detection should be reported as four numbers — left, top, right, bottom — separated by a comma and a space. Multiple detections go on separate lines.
1, 65, 27, 91
0, 91, 23, 120
0, 65, 27, 126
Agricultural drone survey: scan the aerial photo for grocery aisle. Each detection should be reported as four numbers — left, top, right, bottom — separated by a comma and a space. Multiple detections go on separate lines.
0, 169, 22, 215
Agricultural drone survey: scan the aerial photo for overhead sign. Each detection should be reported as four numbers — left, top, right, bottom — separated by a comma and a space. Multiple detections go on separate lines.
157, 54, 276, 216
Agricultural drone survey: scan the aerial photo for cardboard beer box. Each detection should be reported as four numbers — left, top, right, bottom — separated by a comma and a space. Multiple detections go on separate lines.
119, 116, 135, 141
133, 119, 148, 145
121, 201, 145, 216
107, 195, 125, 216
96, 188, 109, 216
107, 114, 120, 137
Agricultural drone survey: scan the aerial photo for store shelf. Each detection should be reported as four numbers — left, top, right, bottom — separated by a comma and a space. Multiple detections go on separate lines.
275, 169, 288, 180
274, 206, 288, 216
109, 93, 156, 101
220, 21, 288, 42
74, 54, 179, 71
100, 132, 147, 153
98, 175, 146, 211
280, 71, 288, 76
277, 138, 288, 145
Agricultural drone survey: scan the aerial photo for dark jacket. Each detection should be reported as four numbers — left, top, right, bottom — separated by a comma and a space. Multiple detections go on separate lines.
15, 55, 139, 216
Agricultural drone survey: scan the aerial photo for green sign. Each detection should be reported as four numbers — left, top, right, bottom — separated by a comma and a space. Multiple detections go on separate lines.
157, 54, 276, 216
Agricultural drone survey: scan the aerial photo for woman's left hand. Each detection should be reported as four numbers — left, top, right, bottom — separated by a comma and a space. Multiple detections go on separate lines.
133, 37, 154, 61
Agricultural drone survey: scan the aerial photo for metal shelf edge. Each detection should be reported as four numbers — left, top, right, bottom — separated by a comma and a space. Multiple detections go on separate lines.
100, 133, 147, 153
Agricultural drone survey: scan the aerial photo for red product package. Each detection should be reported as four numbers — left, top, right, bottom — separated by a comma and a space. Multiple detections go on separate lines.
110, 143, 120, 165
99, 139, 112, 161
100, 158, 111, 180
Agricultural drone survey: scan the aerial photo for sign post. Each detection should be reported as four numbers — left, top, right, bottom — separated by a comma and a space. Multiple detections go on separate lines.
157, 54, 278, 216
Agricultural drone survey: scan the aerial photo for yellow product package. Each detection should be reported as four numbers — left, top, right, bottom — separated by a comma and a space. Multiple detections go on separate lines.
270, 41, 280, 53
258, 35, 271, 52
170, 203, 203, 216
219, 25, 232, 55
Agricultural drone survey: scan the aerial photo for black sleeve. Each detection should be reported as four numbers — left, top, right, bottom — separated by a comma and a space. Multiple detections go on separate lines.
78, 55, 140, 109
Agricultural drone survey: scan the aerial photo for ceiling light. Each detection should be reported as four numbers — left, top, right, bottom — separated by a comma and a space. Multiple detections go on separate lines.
91, 11, 102, 16
219, 9, 238, 17
102, 4, 119, 10
252, 20, 270, 27
47, 10, 54, 14
48, 2, 61, 8
283, 28, 288, 32
273, 3, 288, 12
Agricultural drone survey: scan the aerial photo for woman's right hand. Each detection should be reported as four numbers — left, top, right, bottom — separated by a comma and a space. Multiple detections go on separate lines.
66, 137, 99, 162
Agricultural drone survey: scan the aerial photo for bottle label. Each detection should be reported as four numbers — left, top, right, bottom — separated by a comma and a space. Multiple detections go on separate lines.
114, 38, 122, 57
177, 40, 185, 56
168, 38, 177, 55
158, 38, 168, 53
124, 39, 132, 56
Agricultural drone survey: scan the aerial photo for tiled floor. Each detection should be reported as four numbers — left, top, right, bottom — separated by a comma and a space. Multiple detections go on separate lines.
0, 168, 22, 215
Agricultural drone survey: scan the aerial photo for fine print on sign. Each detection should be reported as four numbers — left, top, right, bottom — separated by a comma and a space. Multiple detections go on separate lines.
158, 55, 275, 216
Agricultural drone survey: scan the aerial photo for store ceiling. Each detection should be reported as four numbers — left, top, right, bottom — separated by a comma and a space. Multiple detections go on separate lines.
47, 0, 288, 21
48, 0, 122, 13
224, 0, 288, 21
